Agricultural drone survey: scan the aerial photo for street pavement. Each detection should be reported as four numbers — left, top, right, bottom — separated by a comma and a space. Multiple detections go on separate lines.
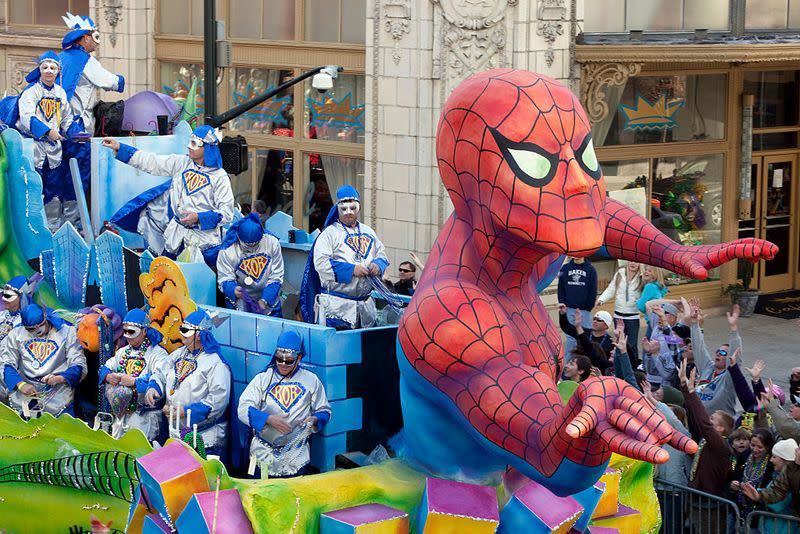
700, 312, 797, 394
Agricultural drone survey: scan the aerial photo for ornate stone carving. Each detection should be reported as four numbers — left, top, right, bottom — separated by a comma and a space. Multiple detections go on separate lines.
102, 0, 123, 47
432, 0, 518, 87
9, 57, 37, 93
384, 0, 411, 65
581, 62, 642, 124
536, 0, 566, 67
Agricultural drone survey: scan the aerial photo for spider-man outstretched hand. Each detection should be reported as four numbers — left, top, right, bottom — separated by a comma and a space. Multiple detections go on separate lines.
397, 69, 775, 496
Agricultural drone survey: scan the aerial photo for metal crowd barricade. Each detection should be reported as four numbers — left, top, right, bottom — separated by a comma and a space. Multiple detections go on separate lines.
745, 510, 800, 534
655, 478, 742, 534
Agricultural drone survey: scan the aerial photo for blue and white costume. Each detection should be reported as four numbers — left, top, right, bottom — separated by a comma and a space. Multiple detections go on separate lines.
99, 309, 169, 440
0, 276, 36, 403
113, 126, 234, 259
217, 213, 284, 316
163, 310, 231, 452
237, 331, 331, 477
15, 52, 81, 232
0, 304, 86, 417
60, 13, 124, 192
305, 186, 388, 329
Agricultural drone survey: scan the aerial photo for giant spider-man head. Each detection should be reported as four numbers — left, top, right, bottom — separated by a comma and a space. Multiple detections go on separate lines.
437, 69, 607, 255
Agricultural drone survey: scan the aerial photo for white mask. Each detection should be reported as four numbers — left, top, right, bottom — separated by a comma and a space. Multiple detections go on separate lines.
28, 323, 48, 338
337, 201, 359, 218
92, 31, 101, 44
39, 61, 60, 77
240, 240, 259, 254
122, 325, 143, 340
2, 291, 19, 303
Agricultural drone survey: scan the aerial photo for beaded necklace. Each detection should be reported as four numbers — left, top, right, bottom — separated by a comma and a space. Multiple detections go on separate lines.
117, 339, 150, 377
170, 348, 202, 395
689, 438, 707, 481
742, 453, 769, 486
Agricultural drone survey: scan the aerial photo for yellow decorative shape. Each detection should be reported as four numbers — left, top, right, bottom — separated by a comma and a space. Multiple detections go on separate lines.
422, 513, 498, 534
592, 469, 621, 519
355, 516, 409, 533
591, 505, 641, 534
139, 257, 197, 353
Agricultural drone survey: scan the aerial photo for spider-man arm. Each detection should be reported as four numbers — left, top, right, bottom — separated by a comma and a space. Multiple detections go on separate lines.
603, 199, 777, 279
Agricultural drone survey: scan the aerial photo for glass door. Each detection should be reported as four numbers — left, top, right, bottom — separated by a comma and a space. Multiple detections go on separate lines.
757, 156, 797, 292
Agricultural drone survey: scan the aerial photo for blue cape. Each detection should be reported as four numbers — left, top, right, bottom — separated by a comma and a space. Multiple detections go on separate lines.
59, 47, 91, 102
109, 180, 172, 232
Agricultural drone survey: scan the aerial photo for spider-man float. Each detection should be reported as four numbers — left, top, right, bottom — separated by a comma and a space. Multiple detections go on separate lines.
397, 69, 777, 495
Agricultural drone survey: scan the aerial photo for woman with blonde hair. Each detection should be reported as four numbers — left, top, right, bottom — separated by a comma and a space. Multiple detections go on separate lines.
597, 260, 643, 349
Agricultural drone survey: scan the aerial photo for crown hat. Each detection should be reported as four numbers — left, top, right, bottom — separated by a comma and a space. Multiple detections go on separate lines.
61, 12, 99, 49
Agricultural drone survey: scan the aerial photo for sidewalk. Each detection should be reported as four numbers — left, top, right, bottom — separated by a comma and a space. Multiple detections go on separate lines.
700, 312, 797, 393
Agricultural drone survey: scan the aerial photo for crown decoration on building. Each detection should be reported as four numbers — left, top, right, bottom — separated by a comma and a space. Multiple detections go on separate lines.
62, 12, 97, 30
307, 93, 365, 131
232, 84, 291, 127
619, 92, 685, 131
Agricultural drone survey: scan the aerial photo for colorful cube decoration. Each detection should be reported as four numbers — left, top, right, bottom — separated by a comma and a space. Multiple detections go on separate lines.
590, 505, 641, 534
175, 489, 254, 534
591, 469, 621, 519
142, 513, 173, 534
418, 477, 499, 533
127, 484, 156, 534
320, 503, 409, 534
136, 441, 210, 523
499, 479, 583, 534
571, 482, 605, 532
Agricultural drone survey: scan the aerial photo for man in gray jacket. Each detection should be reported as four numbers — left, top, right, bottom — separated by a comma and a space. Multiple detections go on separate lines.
690, 303, 743, 416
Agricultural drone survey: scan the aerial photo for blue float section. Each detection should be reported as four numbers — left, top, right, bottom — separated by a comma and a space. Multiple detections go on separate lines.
202, 304, 398, 472
90, 121, 191, 246
40, 249, 56, 291
52, 222, 89, 309
178, 260, 216, 306
572, 483, 604, 532
3, 129, 52, 261
174, 495, 206, 533
95, 231, 128, 313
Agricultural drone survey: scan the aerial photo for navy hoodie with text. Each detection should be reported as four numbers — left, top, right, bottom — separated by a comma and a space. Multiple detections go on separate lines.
557, 258, 597, 311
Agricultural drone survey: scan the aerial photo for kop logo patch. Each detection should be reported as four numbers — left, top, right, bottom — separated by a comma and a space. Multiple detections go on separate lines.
237, 254, 270, 282
123, 357, 146, 377
182, 170, 211, 195
24, 339, 59, 368
37, 97, 61, 122
268, 382, 305, 413
344, 234, 373, 258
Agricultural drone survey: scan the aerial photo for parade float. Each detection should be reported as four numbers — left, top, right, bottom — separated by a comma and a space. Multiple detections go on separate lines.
0, 69, 777, 534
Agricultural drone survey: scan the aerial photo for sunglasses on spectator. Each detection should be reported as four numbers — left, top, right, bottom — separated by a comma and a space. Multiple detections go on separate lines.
398, 268, 413, 273
715, 349, 728, 357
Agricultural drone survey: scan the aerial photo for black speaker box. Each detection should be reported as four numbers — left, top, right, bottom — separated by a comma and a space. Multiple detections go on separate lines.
219, 135, 248, 175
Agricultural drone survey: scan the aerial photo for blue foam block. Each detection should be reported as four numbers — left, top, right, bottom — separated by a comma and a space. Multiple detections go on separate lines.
310, 432, 347, 471
95, 230, 128, 314
220, 346, 246, 382
305, 363, 347, 401
245, 351, 270, 382
229, 311, 258, 352
264, 211, 293, 241
52, 222, 89, 309
307, 328, 363, 366
321, 397, 362, 436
